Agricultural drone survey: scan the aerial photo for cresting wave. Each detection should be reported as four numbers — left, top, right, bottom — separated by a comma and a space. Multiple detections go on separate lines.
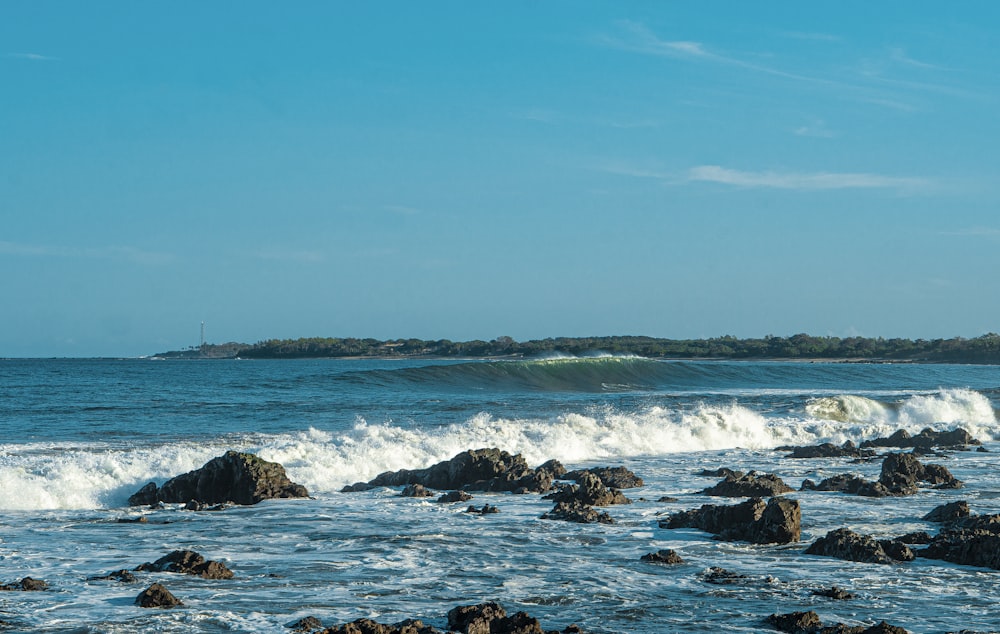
1, 388, 996, 512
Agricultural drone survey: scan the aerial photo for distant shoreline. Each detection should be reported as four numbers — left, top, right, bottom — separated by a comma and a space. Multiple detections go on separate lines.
147, 333, 1000, 364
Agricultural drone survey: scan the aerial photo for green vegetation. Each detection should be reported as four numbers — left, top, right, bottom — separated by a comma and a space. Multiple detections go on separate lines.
155, 333, 1000, 363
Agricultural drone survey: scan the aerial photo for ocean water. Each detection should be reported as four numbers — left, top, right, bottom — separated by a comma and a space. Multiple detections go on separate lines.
0, 357, 998, 633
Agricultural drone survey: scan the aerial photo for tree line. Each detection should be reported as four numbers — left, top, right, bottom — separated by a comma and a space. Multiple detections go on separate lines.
175, 333, 1000, 363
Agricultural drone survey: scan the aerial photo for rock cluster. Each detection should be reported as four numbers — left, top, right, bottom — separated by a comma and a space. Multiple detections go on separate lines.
640, 549, 684, 565
860, 427, 980, 451
804, 528, 914, 564
918, 512, 1000, 569
801, 452, 961, 497
701, 471, 795, 497
362, 449, 566, 494
304, 602, 583, 634
129, 451, 309, 506
766, 610, 908, 633
136, 549, 234, 579
0, 577, 47, 591
662, 496, 801, 544
779, 440, 875, 460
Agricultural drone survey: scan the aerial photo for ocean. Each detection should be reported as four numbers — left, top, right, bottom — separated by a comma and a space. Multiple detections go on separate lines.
0, 357, 998, 633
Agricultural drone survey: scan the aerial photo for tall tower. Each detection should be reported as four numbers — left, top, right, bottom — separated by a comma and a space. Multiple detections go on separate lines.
201, 322, 206, 348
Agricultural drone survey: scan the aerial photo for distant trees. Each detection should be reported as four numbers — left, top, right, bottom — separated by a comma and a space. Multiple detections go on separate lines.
188, 333, 1000, 363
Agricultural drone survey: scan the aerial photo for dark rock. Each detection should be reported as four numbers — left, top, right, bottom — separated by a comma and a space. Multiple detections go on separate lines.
321, 618, 441, 634
401, 484, 434, 498
438, 490, 474, 503
879, 539, 916, 562
924, 500, 971, 523
117, 516, 148, 524
368, 448, 561, 494
698, 567, 749, 585
811, 586, 855, 600
896, 531, 932, 544
136, 550, 234, 579
135, 582, 182, 608
465, 504, 499, 515
129, 451, 309, 506
781, 440, 875, 459
341, 482, 376, 493
129, 482, 159, 506
860, 427, 980, 450
541, 501, 613, 524
564, 466, 643, 489
545, 472, 630, 506
766, 610, 822, 633
805, 528, 909, 564
701, 471, 794, 497
89, 569, 139, 583
0, 577, 47, 591
657, 496, 679, 503
919, 514, 1000, 569
977, 446, 989, 452
802, 453, 961, 498
287, 616, 323, 631
663, 496, 800, 544
640, 549, 684, 565
697, 467, 743, 478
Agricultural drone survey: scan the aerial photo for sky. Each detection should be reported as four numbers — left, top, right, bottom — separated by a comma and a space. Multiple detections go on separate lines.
2, 2, 1000, 357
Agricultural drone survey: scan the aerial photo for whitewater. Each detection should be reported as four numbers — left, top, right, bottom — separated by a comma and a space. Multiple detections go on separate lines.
0, 357, 998, 632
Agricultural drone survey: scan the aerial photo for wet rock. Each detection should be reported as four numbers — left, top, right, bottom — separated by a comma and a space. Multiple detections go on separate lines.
780, 440, 875, 460
923, 500, 971, 523
465, 504, 499, 515
438, 490, 474, 503
766, 610, 822, 633
698, 567, 750, 585
895, 531, 932, 544
184, 500, 230, 511
860, 427, 980, 450
136, 550, 234, 579
443, 602, 581, 634
805, 528, 911, 564
135, 582, 182, 608
697, 467, 743, 478
640, 549, 684, 565
117, 516, 149, 524
367, 448, 562, 494
801, 453, 961, 498
287, 615, 323, 631
657, 496, 679, 503
545, 472, 630, 506
879, 539, 916, 562
89, 569, 139, 583
811, 586, 855, 600
129, 451, 309, 506
541, 501, 613, 524
701, 471, 795, 497
401, 484, 434, 498
320, 618, 441, 634
0, 577, 47, 591
340, 482, 376, 493
663, 496, 801, 544
919, 513, 1000, 569
563, 466, 644, 489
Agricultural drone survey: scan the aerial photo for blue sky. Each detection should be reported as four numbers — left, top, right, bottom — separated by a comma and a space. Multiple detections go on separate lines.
3, 3, 1000, 357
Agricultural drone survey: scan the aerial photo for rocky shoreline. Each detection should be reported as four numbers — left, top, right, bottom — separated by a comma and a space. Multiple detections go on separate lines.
6, 426, 997, 632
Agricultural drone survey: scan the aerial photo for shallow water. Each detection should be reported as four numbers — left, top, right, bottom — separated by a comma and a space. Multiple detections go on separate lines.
0, 358, 998, 632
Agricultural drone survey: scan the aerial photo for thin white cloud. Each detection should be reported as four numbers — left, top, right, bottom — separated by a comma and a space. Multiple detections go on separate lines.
793, 119, 838, 138
5, 52, 57, 61
0, 241, 172, 264
686, 165, 930, 192
889, 47, 940, 70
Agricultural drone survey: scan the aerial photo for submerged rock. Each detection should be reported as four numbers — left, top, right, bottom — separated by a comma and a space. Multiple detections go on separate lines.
0, 577, 47, 591
129, 451, 309, 506
811, 586, 855, 600
663, 496, 801, 544
465, 504, 499, 515
135, 582, 182, 608
136, 550, 234, 579
766, 610, 909, 633
367, 449, 564, 494
438, 490, 474, 503
701, 471, 795, 497
89, 569, 139, 583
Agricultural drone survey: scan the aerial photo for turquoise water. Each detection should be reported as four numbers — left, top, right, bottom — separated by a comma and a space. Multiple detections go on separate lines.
0, 358, 998, 632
